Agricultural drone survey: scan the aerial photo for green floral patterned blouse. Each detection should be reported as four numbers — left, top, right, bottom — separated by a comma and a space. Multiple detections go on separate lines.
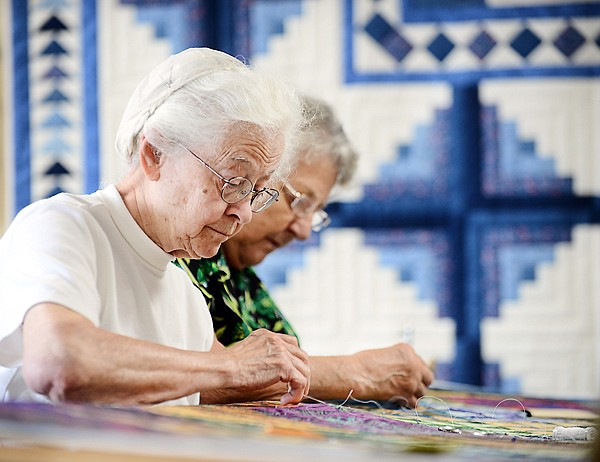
175, 253, 299, 346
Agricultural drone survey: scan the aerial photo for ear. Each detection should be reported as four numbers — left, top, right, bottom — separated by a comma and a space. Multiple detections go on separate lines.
138, 137, 161, 181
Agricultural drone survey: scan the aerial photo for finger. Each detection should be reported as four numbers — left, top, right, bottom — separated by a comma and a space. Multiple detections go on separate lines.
253, 331, 305, 361
287, 348, 311, 378
389, 394, 411, 408
287, 355, 311, 395
280, 378, 307, 405
279, 355, 311, 406
416, 382, 428, 400
422, 367, 435, 387
279, 340, 310, 367
273, 332, 299, 347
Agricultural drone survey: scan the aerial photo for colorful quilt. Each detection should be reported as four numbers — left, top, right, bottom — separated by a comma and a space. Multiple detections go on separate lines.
0, 389, 597, 461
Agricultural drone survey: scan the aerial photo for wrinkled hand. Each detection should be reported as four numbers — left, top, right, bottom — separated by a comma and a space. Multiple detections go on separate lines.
218, 329, 310, 405
352, 343, 433, 407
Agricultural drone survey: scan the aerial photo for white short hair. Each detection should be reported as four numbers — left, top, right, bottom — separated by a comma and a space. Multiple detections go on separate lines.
299, 95, 358, 187
115, 48, 303, 179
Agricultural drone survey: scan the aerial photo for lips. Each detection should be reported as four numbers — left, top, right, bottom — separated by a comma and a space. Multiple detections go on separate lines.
267, 234, 293, 249
207, 226, 235, 238
266, 238, 280, 249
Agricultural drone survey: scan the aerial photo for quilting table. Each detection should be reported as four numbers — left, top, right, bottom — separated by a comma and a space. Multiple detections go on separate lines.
0, 388, 597, 461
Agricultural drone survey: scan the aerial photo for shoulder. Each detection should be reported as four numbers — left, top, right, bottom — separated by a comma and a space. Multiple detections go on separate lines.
6, 193, 103, 238
0, 193, 125, 274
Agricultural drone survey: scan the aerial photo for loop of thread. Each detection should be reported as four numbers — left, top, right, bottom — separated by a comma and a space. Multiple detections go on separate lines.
492, 398, 527, 423
490, 397, 544, 439
415, 395, 456, 430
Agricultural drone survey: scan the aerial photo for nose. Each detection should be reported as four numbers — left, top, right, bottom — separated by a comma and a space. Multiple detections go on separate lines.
226, 198, 253, 225
288, 213, 313, 240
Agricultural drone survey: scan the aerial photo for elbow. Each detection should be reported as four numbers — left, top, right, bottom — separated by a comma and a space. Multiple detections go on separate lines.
22, 351, 86, 403
22, 304, 96, 403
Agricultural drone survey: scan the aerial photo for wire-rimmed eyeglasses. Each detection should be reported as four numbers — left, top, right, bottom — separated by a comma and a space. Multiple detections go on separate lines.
179, 144, 279, 213
282, 180, 331, 232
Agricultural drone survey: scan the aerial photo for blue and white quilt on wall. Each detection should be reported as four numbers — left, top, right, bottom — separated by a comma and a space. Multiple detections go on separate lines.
6, 0, 600, 398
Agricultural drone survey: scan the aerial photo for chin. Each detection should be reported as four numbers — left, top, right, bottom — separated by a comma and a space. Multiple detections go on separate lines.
172, 245, 219, 260
246, 250, 269, 267
188, 247, 219, 260
203, 246, 220, 258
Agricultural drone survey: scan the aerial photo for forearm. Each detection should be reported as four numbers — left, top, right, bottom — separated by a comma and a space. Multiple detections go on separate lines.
23, 304, 232, 405
200, 383, 287, 404
56, 333, 229, 405
306, 355, 359, 401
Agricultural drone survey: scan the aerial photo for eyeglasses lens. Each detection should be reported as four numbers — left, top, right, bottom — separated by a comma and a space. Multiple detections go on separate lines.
290, 195, 331, 232
290, 196, 314, 217
311, 211, 331, 231
250, 189, 279, 212
222, 177, 252, 203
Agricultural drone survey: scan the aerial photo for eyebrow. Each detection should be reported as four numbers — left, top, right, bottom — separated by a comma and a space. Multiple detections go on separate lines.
301, 185, 323, 205
219, 156, 251, 174
225, 155, 278, 188
290, 180, 317, 199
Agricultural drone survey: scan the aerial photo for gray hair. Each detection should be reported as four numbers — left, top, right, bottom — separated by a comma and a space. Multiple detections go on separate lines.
298, 95, 358, 187
115, 48, 303, 179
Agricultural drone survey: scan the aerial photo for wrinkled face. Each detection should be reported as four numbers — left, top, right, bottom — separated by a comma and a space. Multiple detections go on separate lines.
155, 124, 284, 259
222, 153, 338, 270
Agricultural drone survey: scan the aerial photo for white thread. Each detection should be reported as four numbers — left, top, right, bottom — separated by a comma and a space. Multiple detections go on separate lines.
491, 398, 527, 422
553, 426, 597, 441
386, 395, 410, 408
415, 395, 458, 432
303, 395, 328, 405
347, 396, 386, 410
303, 389, 354, 408
339, 389, 354, 407
490, 397, 541, 439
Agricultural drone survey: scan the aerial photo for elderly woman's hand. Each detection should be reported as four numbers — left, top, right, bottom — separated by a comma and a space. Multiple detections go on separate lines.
348, 343, 434, 407
218, 329, 311, 405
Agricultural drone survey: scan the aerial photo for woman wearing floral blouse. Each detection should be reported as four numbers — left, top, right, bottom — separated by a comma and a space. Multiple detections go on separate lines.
177, 95, 433, 406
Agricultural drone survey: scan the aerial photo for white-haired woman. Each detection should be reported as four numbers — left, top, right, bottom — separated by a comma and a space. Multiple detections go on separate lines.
177, 95, 433, 407
0, 48, 310, 406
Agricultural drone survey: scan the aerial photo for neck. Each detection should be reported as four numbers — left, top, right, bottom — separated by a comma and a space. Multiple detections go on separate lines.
116, 170, 160, 248
222, 242, 247, 271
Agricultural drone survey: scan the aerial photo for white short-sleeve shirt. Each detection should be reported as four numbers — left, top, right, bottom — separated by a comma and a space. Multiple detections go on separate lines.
0, 185, 214, 405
